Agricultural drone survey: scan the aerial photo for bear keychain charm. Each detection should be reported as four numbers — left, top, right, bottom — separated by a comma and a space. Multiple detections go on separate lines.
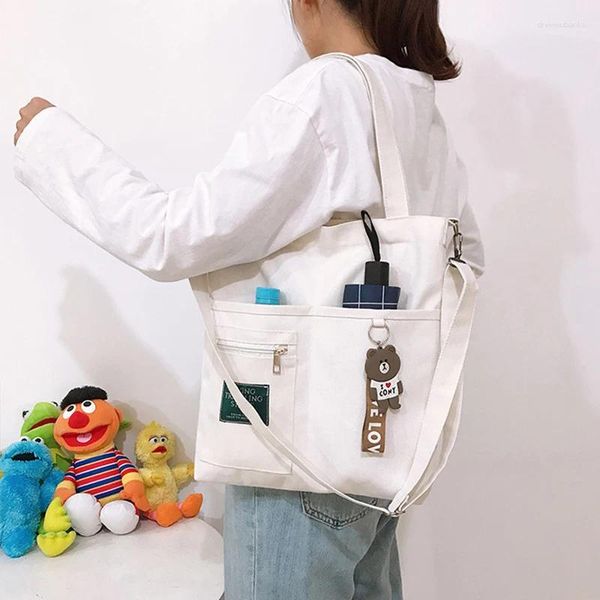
361, 321, 404, 454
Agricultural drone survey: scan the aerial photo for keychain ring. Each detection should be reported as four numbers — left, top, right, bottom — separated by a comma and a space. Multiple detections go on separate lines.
368, 322, 390, 347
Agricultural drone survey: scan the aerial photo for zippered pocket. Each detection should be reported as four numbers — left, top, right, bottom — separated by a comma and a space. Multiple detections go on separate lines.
216, 339, 290, 377
197, 326, 297, 474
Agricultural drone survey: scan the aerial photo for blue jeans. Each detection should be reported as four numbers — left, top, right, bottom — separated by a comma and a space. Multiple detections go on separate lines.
223, 485, 403, 600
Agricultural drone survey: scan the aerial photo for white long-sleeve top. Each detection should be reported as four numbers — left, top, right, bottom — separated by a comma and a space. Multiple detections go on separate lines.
14, 52, 485, 282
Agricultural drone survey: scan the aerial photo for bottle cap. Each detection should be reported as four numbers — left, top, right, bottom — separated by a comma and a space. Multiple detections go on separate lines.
255, 287, 281, 305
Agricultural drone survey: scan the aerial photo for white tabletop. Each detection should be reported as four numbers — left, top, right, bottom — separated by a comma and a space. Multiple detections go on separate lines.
0, 517, 224, 600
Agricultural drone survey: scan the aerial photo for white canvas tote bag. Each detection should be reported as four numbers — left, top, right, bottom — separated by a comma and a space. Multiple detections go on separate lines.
188, 53, 479, 517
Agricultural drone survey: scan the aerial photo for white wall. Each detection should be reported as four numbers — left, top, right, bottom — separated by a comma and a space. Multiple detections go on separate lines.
1, 1, 598, 598
0, 0, 302, 532
398, 2, 600, 599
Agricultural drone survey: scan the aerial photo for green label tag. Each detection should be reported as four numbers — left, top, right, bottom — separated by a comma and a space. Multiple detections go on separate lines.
219, 382, 270, 425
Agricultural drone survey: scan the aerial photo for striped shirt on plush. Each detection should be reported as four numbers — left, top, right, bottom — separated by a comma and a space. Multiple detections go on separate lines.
61, 447, 139, 501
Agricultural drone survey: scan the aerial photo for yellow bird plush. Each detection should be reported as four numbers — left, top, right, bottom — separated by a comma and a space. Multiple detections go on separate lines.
135, 422, 203, 527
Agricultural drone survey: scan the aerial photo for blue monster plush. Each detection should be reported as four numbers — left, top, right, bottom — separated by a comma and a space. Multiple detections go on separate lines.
0, 439, 64, 557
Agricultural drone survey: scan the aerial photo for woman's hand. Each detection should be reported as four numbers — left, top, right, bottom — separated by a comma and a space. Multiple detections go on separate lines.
14, 97, 55, 145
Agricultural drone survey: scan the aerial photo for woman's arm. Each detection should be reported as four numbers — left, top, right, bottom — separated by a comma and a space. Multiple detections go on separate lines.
14, 94, 331, 282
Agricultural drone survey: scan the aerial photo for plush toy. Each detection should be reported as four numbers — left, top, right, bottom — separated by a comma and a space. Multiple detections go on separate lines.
0, 439, 73, 558
36, 497, 76, 557
135, 422, 203, 527
20, 401, 72, 471
53, 386, 150, 536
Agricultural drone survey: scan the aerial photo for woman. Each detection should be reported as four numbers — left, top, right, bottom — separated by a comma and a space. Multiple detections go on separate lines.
14, 1, 484, 598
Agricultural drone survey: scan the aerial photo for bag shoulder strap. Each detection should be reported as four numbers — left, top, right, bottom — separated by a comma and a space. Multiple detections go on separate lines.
314, 52, 410, 218
388, 259, 477, 514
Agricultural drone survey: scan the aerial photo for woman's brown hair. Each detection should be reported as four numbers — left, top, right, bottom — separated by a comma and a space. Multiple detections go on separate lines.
337, 0, 460, 80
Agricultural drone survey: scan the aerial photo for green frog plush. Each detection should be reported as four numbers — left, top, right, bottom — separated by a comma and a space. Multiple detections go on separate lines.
20, 402, 72, 471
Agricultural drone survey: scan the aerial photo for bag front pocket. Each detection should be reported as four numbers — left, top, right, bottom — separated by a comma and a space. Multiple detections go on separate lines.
197, 323, 297, 475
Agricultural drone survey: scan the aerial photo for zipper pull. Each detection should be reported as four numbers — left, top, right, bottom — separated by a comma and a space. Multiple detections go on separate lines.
272, 345, 288, 374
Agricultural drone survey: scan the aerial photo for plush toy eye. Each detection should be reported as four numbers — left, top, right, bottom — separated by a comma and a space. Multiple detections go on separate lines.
159, 436, 168, 443
81, 400, 96, 414
51, 401, 59, 407
22, 409, 29, 419
20, 436, 29, 442
150, 436, 159, 444
33, 437, 45, 445
62, 404, 76, 419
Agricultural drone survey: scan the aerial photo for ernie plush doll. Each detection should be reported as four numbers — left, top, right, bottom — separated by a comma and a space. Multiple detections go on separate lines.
53, 386, 150, 536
